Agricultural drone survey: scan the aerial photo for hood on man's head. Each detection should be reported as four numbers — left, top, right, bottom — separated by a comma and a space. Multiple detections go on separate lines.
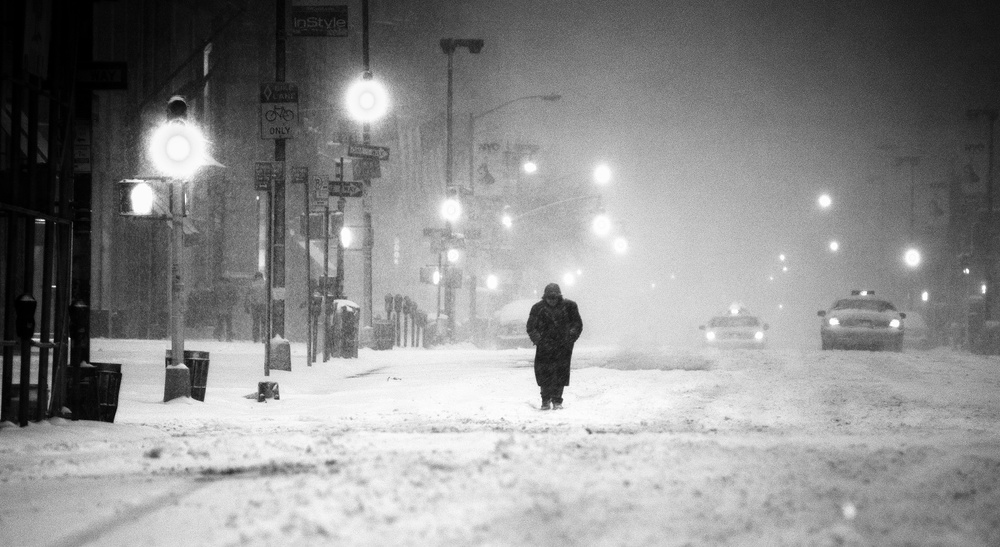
543, 283, 562, 298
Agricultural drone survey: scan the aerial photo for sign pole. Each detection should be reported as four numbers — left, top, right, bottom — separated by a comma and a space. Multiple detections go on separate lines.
303, 174, 312, 365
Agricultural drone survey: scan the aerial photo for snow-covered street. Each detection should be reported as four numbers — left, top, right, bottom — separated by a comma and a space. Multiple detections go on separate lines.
2, 339, 999, 546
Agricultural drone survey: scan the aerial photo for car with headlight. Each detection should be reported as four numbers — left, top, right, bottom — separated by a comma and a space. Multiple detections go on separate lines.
817, 290, 905, 351
699, 307, 769, 348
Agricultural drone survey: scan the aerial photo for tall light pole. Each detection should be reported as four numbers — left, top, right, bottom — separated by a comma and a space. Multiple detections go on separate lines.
149, 95, 207, 400
440, 38, 483, 342
968, 108, 997, 326
467, 94, 560, 193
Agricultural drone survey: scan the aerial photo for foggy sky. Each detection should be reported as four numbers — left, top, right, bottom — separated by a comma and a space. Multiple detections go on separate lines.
357, 1, 1000, 345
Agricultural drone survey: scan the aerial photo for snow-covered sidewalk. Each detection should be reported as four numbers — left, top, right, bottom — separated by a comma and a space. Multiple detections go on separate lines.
2, 339, 999, 546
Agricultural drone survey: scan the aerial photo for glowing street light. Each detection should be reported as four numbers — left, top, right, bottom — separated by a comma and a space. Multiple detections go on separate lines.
904, 248, 921, 268
613, 236, 628, 254
592, 213, 612, 237
441, 197, 462, 223
594, 163, 612, 185
829, 240, 839, 252
523, 160, 538, 174
486, 274, 499, 290
149, 120, 206, 179
446, 248, 460, 263
921, 290, 929, 302
818, 193, 832, 209
345, 76, 390, 123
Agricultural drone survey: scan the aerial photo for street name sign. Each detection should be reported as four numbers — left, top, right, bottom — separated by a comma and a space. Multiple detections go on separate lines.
348, 143, 390, 161
259, 83, 298, 139
329, 180, 363, 198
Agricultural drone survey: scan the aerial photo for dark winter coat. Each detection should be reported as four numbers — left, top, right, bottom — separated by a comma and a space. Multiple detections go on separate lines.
526, 288, 583, 387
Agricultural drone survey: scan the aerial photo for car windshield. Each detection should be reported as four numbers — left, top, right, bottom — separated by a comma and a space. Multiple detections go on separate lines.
831, 299, 896, 312
710, 316, 760, 328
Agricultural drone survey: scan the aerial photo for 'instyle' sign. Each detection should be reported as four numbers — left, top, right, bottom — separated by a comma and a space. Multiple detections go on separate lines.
290, 5, 348, 37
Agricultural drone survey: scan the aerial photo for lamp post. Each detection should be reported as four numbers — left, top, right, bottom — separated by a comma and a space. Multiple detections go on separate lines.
467, 94, 560, 193
968, 108, 997, 326
440, 38, 483, 342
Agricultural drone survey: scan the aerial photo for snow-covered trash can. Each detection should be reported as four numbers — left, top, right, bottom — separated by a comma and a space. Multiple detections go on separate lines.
331, 299, 360, 358
165, 350, 210, 401
269, 335, 291, 371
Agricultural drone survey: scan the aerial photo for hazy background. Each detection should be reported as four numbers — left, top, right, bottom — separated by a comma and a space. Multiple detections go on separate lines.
361, 0, 1000, 348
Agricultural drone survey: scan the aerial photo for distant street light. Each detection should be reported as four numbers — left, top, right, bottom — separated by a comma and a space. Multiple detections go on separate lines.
441, 197, 462, 223
592, 213, 612, 237
523, 160, 538, 174
829, 240, 839, 252
818, 193, 832, 209
594, 163, 612, 185
904, 248, 921, 268
486, 274, 499, 290
613, 237, 628, 254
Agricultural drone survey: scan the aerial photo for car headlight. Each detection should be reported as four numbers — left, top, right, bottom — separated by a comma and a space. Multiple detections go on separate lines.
705, 331, 716, 341
889, 318, 900, 328
754, 331, 764, 341
828, 317, 840, 327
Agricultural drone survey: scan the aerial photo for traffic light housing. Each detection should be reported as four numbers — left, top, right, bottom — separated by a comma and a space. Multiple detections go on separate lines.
167, 95, 188, 121
118, 178, 174, 218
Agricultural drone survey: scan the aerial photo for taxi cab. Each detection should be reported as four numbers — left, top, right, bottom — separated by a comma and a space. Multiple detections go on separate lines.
699, 306, 769, 348
818, 290, 905, 351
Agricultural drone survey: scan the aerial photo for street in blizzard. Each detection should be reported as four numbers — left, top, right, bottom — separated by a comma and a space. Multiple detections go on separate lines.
2, 339, 999, 546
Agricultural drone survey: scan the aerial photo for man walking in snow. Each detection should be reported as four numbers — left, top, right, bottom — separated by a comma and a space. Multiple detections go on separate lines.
526, 283, 583, 410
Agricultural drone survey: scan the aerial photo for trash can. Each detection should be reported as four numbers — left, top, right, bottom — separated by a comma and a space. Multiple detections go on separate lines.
332, 299, 360, 358
165, 349, 210, 401
64, 362, 122, 422
94, 362, 122, 423
372, 320, 395, 350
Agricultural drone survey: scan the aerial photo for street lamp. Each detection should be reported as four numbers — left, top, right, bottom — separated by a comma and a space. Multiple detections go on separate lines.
594, 163, 612, 186
440, 38, 483, 342
968, 108, 997, 324
345, 75, 389, 123
904, 248, 921, 268
818, 193, 832, 209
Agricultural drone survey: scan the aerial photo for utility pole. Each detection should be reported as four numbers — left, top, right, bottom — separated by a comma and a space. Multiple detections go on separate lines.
361, 0, 374, 332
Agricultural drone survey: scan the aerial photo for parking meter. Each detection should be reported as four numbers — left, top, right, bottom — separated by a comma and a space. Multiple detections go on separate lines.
15, 293, 37, 339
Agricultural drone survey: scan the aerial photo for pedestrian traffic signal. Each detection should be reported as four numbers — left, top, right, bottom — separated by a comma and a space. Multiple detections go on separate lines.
118, 178, 173, 218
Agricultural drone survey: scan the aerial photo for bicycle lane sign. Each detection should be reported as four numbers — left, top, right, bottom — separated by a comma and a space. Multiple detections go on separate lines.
260, 83, 298, 140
